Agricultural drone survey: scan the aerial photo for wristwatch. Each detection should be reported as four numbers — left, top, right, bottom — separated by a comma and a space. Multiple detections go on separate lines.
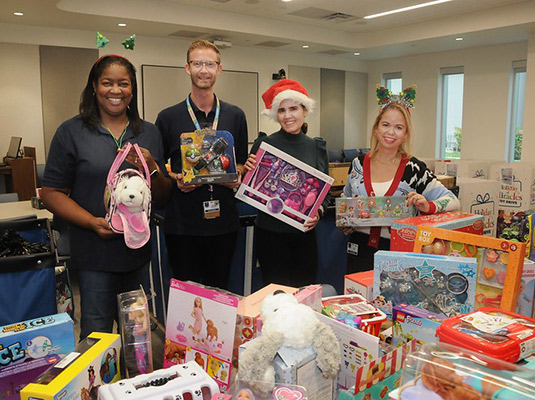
150, 167, 159, 179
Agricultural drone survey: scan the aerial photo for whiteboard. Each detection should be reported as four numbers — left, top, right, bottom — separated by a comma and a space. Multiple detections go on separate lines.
141, 64, 258, 143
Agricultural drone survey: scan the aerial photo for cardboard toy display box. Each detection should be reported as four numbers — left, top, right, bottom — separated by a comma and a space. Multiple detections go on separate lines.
413, 226, 526, 312
456, 177, 500, 237
434, 159, 490, 179
20, 332, 121, 400
180, 129, 238, 185
390, 211, 484, 252
344, 270, 374, 300
392, 304, 445, 346
488, 162, 535, 211
335, 197, 416, 228
236, 142, 333, 232
0, 313, 75, 400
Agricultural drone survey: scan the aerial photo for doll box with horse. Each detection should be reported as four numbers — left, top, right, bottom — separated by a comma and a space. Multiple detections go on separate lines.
413, 226, 526, 313
335, 197, 417, 228
180, 129, 238, 185
0, 313, 75, 400
390, 211, 484, 252
20, 332, 121, 400
236, 142, 334, 232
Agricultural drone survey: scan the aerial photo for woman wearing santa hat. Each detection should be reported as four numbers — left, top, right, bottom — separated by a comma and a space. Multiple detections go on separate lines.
244, 79, 329, 287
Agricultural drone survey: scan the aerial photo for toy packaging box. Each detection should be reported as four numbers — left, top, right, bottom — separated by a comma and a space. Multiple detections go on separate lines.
373, 250, 478, 319
336, 340, 417, 400
211, 381, 306, 400
390, 211, 484, 252
180, 129, 238, 185
236, 142, 333, 232
335, 197, 416, 228
0, 313, 75, 400
518, 259, 535, 318
20, 332, 121, 400
392, 304, 445, 346
435, 159, 489, 179
117, 288, 152, 378
98, 361, 220, 400
488, 161, 535, 211
344, 270, 374, 300
497, 209, 532, 258
413, 226, 526, 313
456, 177, 500, 237
239, 339, 335, 400
164, 280, 239, 392
294, 284, 323, 312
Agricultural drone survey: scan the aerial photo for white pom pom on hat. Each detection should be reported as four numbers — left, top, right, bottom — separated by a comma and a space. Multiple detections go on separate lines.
261, 79, 315, 121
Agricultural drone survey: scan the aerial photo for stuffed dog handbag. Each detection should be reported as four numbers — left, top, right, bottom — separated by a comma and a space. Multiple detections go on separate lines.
105, 142, 151, 249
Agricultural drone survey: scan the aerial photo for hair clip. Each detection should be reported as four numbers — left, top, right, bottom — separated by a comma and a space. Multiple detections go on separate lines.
96, 32, 109, 48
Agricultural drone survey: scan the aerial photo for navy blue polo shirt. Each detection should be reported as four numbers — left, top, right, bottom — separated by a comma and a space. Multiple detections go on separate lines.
43, 115, 165, 272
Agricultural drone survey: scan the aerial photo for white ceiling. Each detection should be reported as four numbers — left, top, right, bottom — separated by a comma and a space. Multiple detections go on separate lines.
1, 0, 535, 60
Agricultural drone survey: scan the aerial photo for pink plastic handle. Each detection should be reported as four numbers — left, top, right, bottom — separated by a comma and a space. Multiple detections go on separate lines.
106, 142, 151, 188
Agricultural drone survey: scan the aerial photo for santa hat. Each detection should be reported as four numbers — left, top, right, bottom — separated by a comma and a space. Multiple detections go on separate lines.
261, 79, 315, 121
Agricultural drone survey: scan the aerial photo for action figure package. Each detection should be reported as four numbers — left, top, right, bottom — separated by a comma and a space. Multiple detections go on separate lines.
180, 129, 238, 185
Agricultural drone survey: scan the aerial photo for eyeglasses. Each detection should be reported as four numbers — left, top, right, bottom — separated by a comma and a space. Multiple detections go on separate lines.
188, 60, 220, 70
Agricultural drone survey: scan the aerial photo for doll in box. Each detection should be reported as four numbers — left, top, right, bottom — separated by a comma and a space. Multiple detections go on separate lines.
128, 299, 150, 375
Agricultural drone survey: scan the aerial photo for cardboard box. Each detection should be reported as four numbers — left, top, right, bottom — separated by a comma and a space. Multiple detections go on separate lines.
436, 160, 489, 179
294, 284, 323, 313
329, 163, 351, 187
335, 197, 416, 228
518, 259, 535, 318
392, 304, 445, 346
373, 251, 478, 319
390, 211, 484, 252
457, 177, 500, 237
239, 339, 335, 400
164, 280, 238, 392
180, 129, 238, 185
21, 332, 121, 400
0, 313, 75, 400
344, 271, 374, 300
413, 226, 526, 313
236, 142, 334, 232
435, 175, 456, 190
488, 162, 535, 211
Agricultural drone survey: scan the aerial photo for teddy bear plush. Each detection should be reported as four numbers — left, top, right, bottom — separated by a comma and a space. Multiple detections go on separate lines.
238, 291, 341, 394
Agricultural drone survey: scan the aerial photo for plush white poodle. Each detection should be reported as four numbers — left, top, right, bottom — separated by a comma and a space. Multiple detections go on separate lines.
116, 175, 149, 213
238, 291, 341, 394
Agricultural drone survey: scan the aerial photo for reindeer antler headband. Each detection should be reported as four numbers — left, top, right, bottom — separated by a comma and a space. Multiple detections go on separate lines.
376, 84, 416, 110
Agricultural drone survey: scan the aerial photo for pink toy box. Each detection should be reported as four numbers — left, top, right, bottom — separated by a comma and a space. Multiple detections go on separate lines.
165, 280, 239, 392
236, 142, 333, 232
0, 313, 75, 400
390, 211, 484, 252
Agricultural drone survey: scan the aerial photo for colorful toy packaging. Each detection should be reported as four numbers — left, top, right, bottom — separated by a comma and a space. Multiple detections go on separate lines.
436, 307, 535, 363
518, 259, 535, 318
21, 332, 121, 400
335, 197, 416, 227
497, 209, 532, 258
180, 129, 238, 185
413, 226, 526, 312
392, 304, 445, 346
390, 211, 484, 251
344, 270, 374, 301
211, 381, 306, 400
390, 341, 535, 399
236, 142, 333, 232
117, 288, 152, 378
164, 280, 238, 392
0, 313, 75, 400
98, 361, 219, 400
373, 251, 478, 319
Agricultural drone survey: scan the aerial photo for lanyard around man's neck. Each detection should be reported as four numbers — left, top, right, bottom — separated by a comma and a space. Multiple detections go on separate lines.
186, 95, 220, 131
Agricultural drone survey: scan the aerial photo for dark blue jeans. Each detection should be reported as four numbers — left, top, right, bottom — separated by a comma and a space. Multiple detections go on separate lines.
77, 266, 149, 341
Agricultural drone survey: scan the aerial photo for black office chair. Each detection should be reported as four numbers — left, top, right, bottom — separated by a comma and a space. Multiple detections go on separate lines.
342, 149, 359, 162
327, 149, 344, 163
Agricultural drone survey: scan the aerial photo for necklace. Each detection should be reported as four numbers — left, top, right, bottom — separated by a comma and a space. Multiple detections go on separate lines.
104, 121, 130, 151
375, 154, 399, 165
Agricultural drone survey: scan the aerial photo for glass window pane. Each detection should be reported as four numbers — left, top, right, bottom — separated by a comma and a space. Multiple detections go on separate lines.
386, 78, 402, 94
441, 73, 464, 159
510, 70, 526, 162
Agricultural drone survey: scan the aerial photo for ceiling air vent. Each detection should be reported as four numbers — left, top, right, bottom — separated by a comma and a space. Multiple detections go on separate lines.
321, 12, 358, 23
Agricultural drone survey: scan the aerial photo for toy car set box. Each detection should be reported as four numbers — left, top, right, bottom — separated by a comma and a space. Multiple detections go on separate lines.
413, 225, 526, 312
390, 211, 484, 252
373, 251, 478, 319
236, 142, 333, 232
20, 332, 121, 400
0, 313, 75, 400
335, 196, 416, 227
180, 129, 238, 185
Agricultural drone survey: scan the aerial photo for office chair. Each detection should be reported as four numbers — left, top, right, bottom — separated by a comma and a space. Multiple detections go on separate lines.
327, 149, 344, 163
342, 149, 359, 162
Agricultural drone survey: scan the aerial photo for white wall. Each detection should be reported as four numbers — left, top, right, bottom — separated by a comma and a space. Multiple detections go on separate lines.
522, 33, 535, 162
367, 42, 528, 161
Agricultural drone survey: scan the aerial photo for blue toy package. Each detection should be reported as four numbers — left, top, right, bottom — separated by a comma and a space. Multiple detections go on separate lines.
373, 251, 478, 319
0, 313, 75, 400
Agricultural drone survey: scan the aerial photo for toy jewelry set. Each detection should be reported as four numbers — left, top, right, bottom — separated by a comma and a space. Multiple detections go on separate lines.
335, 197, 416, 227
236, 142, 333, 232
373, 251, 478, 319
180, 129, 238, 185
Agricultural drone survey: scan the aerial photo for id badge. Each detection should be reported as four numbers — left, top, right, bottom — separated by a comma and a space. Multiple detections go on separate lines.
203, 200, 220, 219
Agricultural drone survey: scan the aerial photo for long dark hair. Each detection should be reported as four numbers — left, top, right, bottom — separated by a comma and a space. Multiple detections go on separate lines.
79, 55, 142, 135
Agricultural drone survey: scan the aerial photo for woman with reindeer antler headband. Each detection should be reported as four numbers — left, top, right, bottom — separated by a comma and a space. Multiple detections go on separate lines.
244, 79, 329, 287
342, 85, 459, 274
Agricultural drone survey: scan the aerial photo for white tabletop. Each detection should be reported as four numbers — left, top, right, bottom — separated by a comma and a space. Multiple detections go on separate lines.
0, 200, 53, 221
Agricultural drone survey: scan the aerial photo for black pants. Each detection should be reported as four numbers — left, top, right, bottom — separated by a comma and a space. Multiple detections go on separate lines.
346, 230, 390, 274
165, 232, 238, 290
256, 227, 318, 288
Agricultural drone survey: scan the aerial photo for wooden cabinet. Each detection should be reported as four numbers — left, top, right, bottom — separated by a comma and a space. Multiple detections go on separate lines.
0, 157, 37, 201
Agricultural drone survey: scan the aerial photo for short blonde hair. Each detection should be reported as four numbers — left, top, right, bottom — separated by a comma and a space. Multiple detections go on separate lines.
369, 103, 413, 158
187, 40, 221, 63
